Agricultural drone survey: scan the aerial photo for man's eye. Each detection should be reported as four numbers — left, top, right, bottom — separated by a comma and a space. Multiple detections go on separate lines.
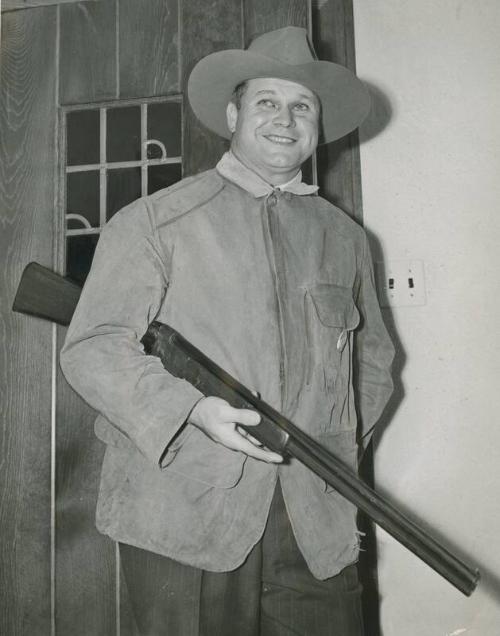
257, 99, 277, 108
294, 103, 310, 111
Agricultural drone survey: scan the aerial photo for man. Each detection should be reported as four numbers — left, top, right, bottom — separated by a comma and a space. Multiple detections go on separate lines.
61, 27, 394, 635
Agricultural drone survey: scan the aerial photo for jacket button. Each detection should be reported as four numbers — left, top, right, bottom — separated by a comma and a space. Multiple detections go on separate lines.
268, 193, 277, 206
337, 330, 348, 352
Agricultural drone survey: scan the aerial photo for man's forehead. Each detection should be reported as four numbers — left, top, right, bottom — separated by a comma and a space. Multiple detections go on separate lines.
245, 77, 318, 102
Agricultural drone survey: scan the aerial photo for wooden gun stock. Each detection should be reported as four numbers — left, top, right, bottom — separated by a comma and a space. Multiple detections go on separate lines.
13, 262, 480, 596
12, 262, 81, 326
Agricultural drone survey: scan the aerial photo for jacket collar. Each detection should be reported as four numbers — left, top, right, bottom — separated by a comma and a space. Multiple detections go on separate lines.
216, 151, 318, 198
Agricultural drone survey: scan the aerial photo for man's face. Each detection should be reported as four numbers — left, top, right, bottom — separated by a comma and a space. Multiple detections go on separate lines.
226, 77, 320, 185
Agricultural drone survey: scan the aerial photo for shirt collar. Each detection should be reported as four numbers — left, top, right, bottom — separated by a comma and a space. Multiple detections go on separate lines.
216, 151, 318, 198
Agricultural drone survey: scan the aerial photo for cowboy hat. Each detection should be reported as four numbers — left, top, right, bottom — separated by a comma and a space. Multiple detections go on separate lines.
187, 26, 370, 145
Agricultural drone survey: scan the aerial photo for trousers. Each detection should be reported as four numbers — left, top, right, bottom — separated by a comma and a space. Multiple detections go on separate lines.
120, 483, 365, 635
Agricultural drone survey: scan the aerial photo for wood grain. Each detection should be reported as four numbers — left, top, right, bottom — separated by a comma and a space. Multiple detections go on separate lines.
119, 0, 179, 99
180, 0, 242, 177
3, 0, 99, 10
55, 329, 118, 636
59, 0, 117, 104
312, 0, 363, 222
243, 0, 308, 45
0, 7, 57, 635
57, 2, 124, 633
120, 564, 141, 636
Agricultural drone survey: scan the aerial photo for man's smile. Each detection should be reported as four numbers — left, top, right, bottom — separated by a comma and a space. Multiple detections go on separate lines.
263, 134, 297, 144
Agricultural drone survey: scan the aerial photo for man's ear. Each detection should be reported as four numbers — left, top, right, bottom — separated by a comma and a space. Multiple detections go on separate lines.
226, 102, 238, 134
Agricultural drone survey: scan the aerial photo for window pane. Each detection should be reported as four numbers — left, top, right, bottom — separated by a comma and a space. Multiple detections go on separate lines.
107, 106, 141, 162
148, 164, 182, 195
147, 101, 181, 158
107, 167, 142, 220
66, 170, 100, 228
66, 234, 100, 285
67, 109, 100, 166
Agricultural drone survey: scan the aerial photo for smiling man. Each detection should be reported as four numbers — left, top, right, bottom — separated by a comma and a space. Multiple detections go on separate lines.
61, 27, 394, 636
227, 78, 320, 184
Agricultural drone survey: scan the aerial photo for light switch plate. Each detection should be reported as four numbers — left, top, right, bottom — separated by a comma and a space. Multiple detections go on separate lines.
376, 259, 426, 308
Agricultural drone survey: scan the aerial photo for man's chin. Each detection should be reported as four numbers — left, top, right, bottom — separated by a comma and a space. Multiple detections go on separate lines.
263, 156, 304, 173
259, 146, 303, 166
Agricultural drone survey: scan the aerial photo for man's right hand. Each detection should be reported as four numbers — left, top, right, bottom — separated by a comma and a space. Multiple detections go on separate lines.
188, 396, 283, 463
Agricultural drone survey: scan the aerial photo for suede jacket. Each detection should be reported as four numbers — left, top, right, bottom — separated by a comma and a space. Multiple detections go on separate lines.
60, 151, 394, 580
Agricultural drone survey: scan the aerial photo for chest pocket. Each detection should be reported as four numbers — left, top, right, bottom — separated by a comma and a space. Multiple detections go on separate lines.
308, 283, 360, 336
305, 283, 360, 433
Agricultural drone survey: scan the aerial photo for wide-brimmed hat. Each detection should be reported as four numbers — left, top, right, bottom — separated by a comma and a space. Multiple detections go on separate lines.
187, 26, 370, 145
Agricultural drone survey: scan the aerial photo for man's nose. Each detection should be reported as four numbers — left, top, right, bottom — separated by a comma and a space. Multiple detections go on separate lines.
273, 107, 295, 127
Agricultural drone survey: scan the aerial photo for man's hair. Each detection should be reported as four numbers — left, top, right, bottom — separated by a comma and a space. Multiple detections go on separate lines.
230, 80, 249, 110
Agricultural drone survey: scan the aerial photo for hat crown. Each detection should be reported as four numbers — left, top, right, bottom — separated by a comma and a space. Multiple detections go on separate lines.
248, 26, 317, 65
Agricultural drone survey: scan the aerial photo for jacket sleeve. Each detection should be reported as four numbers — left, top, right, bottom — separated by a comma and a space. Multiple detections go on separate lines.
60, 197, 203, 466
354, 234, 395, 449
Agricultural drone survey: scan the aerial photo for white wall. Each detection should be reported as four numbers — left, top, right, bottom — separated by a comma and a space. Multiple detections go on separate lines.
353, 2, 500, 634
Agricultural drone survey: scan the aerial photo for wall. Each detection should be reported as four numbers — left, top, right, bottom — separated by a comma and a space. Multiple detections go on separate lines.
353, 2, 500, 634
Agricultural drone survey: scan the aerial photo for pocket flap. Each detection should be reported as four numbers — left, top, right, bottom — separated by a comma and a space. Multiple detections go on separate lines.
309, 284, 360, 330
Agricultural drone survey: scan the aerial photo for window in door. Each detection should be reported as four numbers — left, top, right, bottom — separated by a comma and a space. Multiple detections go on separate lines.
61, 96, 182, 284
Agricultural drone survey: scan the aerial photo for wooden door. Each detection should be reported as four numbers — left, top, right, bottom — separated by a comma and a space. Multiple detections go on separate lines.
0, 1, 362, 634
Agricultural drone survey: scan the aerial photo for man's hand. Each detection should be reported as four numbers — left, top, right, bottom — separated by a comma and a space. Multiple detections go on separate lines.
188, 396, 283, 463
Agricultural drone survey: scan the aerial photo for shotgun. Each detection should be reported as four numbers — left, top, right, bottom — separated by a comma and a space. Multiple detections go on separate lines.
13, 262, 480, 596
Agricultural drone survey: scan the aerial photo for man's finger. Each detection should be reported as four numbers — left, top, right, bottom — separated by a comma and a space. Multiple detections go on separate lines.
222, 405, 260, 426
237, 426, 263, 447
231, 435, 282, 463
246, 433, 263, 446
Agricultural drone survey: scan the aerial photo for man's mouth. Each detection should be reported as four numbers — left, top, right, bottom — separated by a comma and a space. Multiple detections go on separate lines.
263, 134, 296, 145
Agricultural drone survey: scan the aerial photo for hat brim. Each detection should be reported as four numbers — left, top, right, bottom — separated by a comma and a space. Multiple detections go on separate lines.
187, 50, 370, 145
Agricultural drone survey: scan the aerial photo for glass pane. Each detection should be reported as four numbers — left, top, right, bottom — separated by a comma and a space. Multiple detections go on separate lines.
66, 234, 100, 285
148, 164, 182, 195
66, 109, 100, 166
66, 170, 100, 228
107, 167, 142, 220
147, 101, 181, 158
107, 106, 141, 162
